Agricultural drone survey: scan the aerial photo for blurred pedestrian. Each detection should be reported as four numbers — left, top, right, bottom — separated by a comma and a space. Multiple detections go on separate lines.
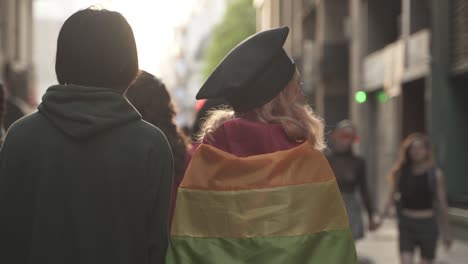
0, 82, 5, 144
166, 27, 356, 263
126, 70, 190, 225
2, 63, 30, 130
0, 8, 173, 264
378, 133, 452, 264
327, 120, 378, 241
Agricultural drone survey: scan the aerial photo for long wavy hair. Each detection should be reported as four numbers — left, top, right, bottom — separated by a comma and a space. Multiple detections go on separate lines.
389, 133, 435, 187
126, 71, 190, 177
198, 72, 325, 150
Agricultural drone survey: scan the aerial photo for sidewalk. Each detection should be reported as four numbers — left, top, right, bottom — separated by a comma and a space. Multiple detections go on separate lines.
356, 219, 468, 264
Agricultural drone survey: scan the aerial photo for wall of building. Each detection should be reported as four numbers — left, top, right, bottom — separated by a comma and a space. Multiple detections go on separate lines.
256, 0, 303, 58
367, 0, 401, 54
257, 0, 468, 213
350, 0, 434, 207
431, 0, 468, 209
0, 0, 34, 104
0, 0, 33, 67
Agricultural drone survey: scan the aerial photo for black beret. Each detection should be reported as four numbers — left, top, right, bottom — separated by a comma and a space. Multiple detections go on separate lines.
196, 27, 295, 112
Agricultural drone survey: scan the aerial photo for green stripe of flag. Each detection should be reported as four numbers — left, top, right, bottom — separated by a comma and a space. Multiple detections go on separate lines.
166, 229, 357, 264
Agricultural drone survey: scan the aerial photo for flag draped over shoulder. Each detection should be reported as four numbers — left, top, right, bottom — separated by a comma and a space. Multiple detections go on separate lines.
166, 143, 357, 264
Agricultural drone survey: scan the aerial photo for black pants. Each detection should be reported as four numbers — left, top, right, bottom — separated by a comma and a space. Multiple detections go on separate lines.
398, 215, 439, 260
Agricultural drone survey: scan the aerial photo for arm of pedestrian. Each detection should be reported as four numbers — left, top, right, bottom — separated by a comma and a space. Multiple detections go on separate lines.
357, 160, 378, 231
435, 169, 453, 250
377, 185, 397, 228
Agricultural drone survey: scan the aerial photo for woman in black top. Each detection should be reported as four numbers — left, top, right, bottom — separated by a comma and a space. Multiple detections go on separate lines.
379, 133, 452, 264
327, 120, 377, 240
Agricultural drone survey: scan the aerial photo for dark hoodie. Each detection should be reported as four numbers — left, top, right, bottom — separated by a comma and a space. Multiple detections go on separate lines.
0, 85, 173, 264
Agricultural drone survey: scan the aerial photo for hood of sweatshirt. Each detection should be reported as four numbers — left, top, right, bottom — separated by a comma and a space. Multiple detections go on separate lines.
38, 84, 141, 140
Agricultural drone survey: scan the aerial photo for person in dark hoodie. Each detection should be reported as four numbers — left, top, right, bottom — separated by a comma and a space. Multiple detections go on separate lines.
0, 8, 173, 264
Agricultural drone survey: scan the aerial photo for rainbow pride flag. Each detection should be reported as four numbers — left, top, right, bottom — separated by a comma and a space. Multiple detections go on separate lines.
166, 143, 357, 263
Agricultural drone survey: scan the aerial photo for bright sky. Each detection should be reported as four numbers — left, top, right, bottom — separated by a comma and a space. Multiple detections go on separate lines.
35, 0, 199, 75
110, 0, 199, 74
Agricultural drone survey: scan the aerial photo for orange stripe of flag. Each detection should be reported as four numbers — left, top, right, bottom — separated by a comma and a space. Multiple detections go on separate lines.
180, 143, 335, 191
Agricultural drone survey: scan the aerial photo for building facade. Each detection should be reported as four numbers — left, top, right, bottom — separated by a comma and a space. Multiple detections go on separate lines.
0, 0, 33, 69
256, 0, 350, 132
430, 0, 468, 235
164, 0, 227, 128
0, 0, 34, 103
351, 0, 468, 228
256, 0, 468, 231
350, 0, 432, 209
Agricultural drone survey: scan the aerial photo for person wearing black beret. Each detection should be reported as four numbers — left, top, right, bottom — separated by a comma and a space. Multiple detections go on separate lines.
167, 27, 357, 263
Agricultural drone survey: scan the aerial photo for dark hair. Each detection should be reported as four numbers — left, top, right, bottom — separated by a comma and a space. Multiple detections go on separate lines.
55, 8, 138, 91
126, 71, 190, 177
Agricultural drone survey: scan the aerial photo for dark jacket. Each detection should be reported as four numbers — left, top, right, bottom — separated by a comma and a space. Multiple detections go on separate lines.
326, 151, 373, 216
0, 85, 173, 264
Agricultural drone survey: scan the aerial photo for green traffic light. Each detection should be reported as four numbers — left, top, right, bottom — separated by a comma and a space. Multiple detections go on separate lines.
377, 91, 389, 103
355, 91, 367, 104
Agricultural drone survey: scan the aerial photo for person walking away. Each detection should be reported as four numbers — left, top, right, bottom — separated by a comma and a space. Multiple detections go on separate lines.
126, 70, 190, 225
1, 63, 31, 130
378, 133, 452, 264
0, 8, 173, 264
327, 120, 378, 241
166, 27, 357, 264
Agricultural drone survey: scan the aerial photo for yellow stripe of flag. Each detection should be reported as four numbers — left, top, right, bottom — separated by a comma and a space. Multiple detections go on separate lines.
172, 179, 348, 238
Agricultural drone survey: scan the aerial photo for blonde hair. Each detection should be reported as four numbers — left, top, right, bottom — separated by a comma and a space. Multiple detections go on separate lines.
198, 72, 326, 150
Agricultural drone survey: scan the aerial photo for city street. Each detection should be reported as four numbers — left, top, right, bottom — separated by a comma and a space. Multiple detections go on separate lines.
1, 0, 468, 263
357, 218, 468, 264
